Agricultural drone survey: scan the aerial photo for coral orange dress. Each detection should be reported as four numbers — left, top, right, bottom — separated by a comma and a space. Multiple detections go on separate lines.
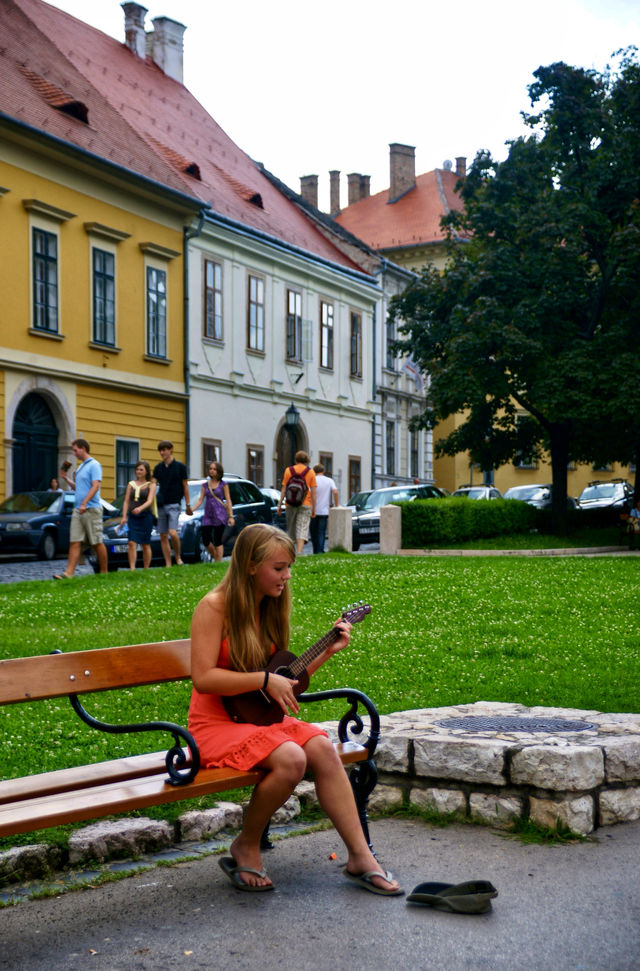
188, 638, 327, 770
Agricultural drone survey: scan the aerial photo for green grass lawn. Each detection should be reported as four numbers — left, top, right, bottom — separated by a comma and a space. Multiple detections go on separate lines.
1, 551, 638, 847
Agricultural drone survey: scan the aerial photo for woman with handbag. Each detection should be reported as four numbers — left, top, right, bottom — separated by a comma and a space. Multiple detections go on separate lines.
120, 460, 157, 569
192, 461, 235, 562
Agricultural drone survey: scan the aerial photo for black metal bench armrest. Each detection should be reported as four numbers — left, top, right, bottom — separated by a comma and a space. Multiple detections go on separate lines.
298, 687, 380, 757
67, 694, 200, 786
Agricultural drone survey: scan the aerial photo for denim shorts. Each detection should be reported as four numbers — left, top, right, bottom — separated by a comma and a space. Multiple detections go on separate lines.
156, 503, 181, 533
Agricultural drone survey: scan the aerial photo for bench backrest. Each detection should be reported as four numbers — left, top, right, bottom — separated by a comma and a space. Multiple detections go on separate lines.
0, 639, 191, 706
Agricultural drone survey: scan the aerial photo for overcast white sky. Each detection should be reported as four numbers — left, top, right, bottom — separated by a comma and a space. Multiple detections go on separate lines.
46, 0, 638, 210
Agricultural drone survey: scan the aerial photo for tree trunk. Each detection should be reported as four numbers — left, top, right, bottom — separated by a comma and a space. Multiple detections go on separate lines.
549, 422, 571, 534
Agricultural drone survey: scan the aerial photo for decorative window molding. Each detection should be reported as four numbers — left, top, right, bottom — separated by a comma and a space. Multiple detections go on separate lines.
23, 199, 76, 223
84, 222, 130, 243
138, 242, 180, 260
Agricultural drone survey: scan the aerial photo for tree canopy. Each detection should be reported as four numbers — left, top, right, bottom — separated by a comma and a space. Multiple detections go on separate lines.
391, 50, 640, 529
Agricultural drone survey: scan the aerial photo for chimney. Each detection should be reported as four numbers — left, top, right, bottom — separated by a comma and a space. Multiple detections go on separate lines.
389, 143, 415, 203
455, 156, 467, 179
329, 170, 341, 216
300, 174, 318, 209
347, 173, 371, 206
122, 2, 148, 59
147, 16, 186, 83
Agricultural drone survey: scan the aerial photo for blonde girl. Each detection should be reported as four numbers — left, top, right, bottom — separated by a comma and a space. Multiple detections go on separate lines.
188, 523, 402, 895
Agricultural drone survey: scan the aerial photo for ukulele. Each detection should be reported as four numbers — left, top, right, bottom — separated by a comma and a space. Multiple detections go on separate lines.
222, 602, 371, 726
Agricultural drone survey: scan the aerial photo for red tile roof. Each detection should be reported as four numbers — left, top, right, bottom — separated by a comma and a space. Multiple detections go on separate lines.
1, 0, 364, 273
335, 168, 465, 252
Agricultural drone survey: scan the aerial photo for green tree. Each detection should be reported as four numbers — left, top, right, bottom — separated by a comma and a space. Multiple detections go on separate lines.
391, 51, 640, 530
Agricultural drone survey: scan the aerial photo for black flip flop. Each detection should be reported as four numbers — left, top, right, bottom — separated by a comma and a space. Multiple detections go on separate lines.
407, 880, 497, 914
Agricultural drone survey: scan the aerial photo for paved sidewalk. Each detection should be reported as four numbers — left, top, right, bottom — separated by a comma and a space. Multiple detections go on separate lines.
2, 817, 638, 970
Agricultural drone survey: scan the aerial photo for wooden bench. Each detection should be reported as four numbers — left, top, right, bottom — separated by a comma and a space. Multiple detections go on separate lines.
0, 640, 380, 848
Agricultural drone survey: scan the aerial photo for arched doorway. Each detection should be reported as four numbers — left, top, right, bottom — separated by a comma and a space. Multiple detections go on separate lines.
12, 392, 59, 492
275, 421, 308, 485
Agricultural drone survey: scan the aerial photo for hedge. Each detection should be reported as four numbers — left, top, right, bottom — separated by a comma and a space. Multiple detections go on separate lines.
399, 497, 537, 547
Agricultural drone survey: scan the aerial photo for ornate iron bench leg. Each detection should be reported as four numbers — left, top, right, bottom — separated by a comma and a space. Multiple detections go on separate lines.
349, 757, 378, 851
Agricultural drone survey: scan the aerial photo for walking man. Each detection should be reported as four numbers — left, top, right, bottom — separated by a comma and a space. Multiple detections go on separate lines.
277, 450, 316, 554
310, 464, 338, 554
54, 438, 107, 577
152, 441, 192, 567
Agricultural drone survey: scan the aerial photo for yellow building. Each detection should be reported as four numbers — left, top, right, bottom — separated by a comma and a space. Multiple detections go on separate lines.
0, 0, 203, 499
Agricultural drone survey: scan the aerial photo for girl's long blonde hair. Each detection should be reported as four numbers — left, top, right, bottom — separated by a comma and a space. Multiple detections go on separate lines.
217, 523, 296, 672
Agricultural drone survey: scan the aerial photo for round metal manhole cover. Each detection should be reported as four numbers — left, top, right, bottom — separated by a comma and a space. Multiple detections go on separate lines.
435, 716, 597, 733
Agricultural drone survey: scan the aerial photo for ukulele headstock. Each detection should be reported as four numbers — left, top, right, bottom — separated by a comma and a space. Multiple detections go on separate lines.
341, 601, 372, 625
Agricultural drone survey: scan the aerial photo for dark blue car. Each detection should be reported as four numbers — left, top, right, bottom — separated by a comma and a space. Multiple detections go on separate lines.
0, 491, 117, 560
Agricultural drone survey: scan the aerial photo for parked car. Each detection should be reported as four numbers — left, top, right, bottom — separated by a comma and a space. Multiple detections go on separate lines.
347, 483, 447, 550
451, 485, 502, 500
260, 487, 287, 531
0, 490, 118, 560
503, 484, 578, 510
97, 476, 273, 570
577, 479, 635, 511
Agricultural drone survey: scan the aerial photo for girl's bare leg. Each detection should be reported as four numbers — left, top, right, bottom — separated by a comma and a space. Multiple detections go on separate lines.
304, 735, 400, 893
213, 544, 224, 562
229, 741, 306, 888
127, 540, 137, 570
142, 543, 151, 568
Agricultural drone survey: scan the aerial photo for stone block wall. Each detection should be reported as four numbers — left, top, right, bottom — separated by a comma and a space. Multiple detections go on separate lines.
320, 701, 640, 836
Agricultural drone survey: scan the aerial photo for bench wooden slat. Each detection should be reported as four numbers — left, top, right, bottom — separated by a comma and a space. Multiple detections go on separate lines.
0, 740, 367, 810
0, 767, 266, 838
0, 741, 368, 837
0, 640, 191, 704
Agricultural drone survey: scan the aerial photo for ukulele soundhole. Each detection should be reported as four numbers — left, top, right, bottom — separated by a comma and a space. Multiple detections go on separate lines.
273, 664, 295, 680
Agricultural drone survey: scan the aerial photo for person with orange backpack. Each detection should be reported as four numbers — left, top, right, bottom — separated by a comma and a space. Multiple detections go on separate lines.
277, 450, 316, 553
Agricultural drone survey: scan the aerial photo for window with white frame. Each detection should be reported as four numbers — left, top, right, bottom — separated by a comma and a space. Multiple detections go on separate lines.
386, 420, 396, 476
410, 428, 419, 479
92, 247, 115, 346
204, 258, 223, 341
115, 439, 139, 495
286, 288, 302, 361
247, 274, 265, 351
350, 310, 363, 378
146, 265, 167, 358
386, 315, 396, 370
320, 300, 334, 370
32, 227, 58, 333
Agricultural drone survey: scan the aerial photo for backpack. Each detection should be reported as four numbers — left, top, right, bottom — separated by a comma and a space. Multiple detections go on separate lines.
284, 466, 309, 507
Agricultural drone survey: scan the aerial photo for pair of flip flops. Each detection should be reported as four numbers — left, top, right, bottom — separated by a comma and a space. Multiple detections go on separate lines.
407, 880, 498, 914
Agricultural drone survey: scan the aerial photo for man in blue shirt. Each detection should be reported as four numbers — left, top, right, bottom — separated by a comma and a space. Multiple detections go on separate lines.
55, 438, 107, 578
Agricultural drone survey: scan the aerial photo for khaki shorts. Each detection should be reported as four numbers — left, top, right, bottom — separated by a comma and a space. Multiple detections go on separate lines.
286, 504, 312, 541
70, 506, 104, 546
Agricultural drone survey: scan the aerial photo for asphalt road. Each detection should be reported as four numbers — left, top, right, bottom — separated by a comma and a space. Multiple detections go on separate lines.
1, 818, 638, 970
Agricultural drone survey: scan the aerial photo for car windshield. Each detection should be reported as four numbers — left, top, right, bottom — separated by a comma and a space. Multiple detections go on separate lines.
0, 491, 63, 513
580, 484, 618, 500
504, 486, 546, 501
454, 488, 486, 499
347, 491, 374, 510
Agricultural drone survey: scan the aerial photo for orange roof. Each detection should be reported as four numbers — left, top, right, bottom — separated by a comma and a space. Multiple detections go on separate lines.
1, 0, 364, 274
336, 168, 464, 252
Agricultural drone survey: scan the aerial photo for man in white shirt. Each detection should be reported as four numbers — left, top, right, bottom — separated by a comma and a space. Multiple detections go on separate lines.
311, 464, 338, 554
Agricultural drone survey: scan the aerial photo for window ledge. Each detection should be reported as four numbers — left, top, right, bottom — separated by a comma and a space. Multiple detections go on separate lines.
29, 327, 64, 341
246, 348, 265, 358
144, 354, 173, 365
90, 341, 121, 353
203, 336, 224, 348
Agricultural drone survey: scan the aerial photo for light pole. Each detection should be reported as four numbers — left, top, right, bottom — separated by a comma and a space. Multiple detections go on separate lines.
284, 403, 299, 465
